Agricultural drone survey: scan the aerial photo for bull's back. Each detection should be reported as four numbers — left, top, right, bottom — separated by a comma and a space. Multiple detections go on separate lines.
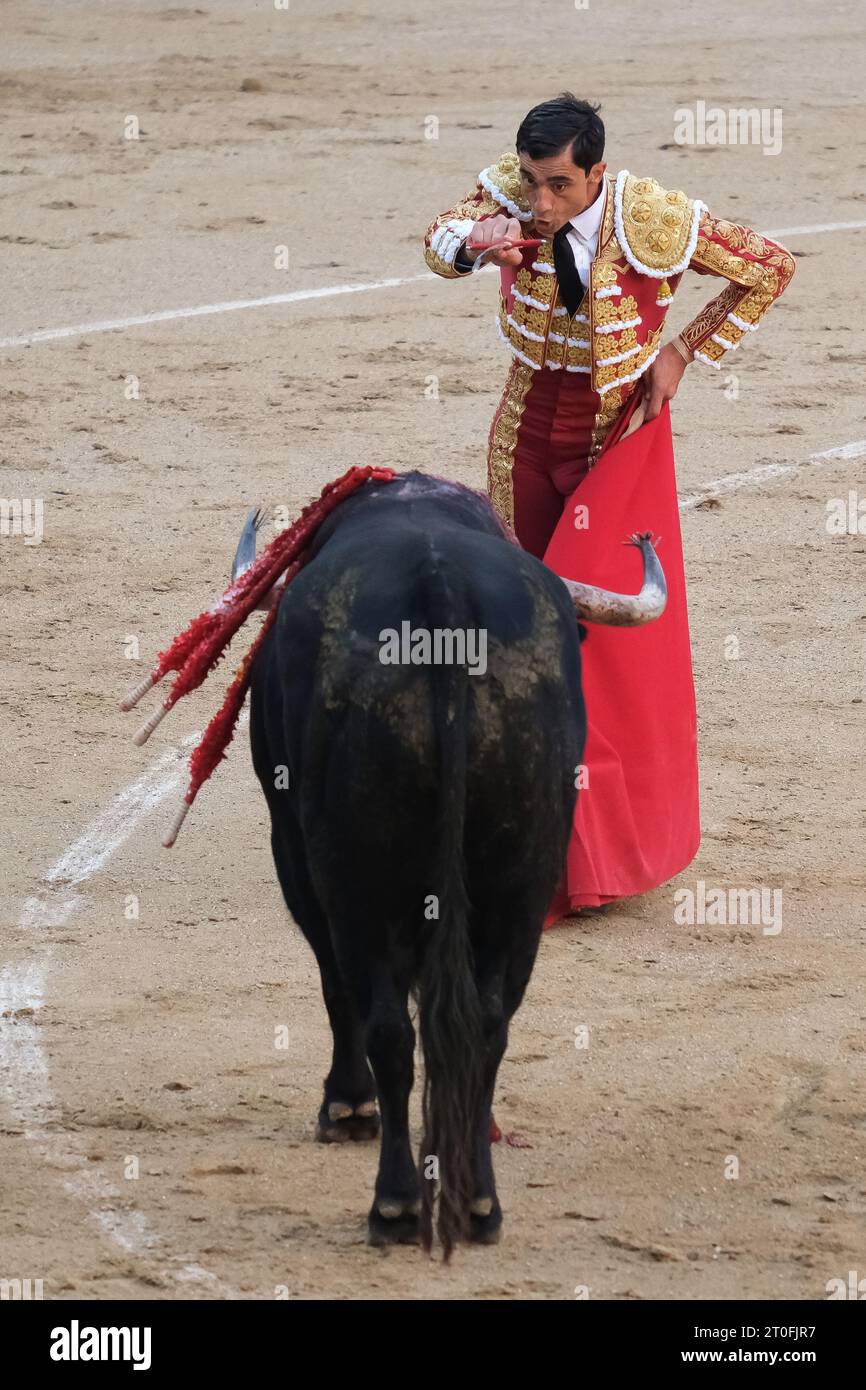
251, 498, 583, 914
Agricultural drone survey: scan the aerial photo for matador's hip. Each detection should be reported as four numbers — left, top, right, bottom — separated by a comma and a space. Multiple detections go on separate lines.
486, 362, 631, 559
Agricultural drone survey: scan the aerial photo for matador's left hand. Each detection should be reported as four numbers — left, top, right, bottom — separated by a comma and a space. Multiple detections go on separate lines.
643, 342, 689, 421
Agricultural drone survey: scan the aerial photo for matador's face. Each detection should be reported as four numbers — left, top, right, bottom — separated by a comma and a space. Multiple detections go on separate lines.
517, 147, 607, 238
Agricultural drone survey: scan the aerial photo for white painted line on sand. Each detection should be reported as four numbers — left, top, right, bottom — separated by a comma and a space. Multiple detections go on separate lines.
679, 440, 866, 510
2, 724, 244, 1297
763, 218, 866, 238
0, 277, 430, 348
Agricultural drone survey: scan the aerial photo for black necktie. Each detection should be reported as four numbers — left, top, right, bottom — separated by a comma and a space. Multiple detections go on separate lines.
552, 225, 585, 316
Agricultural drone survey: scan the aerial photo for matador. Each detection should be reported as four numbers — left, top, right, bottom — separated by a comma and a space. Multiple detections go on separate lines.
423, 93, 795, 917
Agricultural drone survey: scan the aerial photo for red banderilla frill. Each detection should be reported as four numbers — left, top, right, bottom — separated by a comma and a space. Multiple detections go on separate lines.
120, 464, 395, 846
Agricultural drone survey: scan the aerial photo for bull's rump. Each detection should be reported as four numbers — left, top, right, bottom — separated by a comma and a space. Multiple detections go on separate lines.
251, 515, 584, 925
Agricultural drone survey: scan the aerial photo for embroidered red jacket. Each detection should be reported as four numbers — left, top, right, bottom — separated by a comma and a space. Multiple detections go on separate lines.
424, 151, 795, 406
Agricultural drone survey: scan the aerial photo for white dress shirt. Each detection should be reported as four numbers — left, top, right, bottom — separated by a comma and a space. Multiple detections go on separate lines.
562, 180, 607, 282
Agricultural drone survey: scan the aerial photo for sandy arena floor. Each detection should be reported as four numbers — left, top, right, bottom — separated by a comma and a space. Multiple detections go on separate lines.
1, 0, 864, 1299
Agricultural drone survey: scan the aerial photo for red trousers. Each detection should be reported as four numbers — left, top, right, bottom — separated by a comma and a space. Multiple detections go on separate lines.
509, 368, 600, 559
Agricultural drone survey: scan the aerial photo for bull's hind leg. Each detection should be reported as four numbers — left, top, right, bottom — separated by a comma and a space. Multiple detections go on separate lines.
266, 817, 379, 1144
468, 980, 508, 1245
468, 913, 545, 1244
359, 972, 421, 1246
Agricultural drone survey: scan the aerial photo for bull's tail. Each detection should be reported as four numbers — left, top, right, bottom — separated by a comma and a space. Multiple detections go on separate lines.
417, 657, 483, 1260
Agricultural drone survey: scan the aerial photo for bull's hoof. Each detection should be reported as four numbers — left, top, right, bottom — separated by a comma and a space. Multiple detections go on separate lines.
315, 1099, 380, 1144
468, 1198, 503, 1245
367, 1197, 421, 1247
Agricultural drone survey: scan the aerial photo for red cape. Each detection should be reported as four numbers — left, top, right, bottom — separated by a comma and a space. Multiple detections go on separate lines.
543, 400, 700, 922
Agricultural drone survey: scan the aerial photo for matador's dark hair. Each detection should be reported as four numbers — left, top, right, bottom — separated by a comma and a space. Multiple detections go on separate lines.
516, 93, 604, 173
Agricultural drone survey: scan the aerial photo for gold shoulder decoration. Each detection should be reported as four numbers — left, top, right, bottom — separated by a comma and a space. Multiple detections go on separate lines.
478, 150, 533, 223
613, 171, 705, 279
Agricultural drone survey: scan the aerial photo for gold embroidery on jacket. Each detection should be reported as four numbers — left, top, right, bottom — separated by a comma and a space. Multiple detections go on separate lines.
498, 298, 545, 366
425, 248, 466, 278
595, 328, 639, 361
598, 175, 617, 252
487, 359, 535, 525
511, 301, 551, 338
595, 294, 640, 329
698, 215, 796, 273
483, 151, 531, 215
589, 388, 625, 464
451, 190, 501, 221
680, 281, 745, 350
620, 176, 697, 273
694, 339, 726, 364
683, 212, 795, 354
594, 326, 663, 393
691, 235, 766, 286
593, 261, 619, 289
714, 320, 745, 347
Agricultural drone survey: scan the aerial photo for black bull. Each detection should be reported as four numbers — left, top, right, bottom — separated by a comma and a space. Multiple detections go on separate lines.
246, 471, 661, 1256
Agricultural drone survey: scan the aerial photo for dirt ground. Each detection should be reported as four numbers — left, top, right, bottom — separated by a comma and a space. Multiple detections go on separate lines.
1, 0, 864, 1301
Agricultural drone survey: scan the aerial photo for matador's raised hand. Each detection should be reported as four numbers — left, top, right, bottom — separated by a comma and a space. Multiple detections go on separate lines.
463, 214, 526, 267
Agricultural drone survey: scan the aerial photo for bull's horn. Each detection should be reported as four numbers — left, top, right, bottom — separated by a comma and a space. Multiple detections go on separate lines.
560, 531, 667, 626
231, 507, 283, 612
231, 506, 263, 581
